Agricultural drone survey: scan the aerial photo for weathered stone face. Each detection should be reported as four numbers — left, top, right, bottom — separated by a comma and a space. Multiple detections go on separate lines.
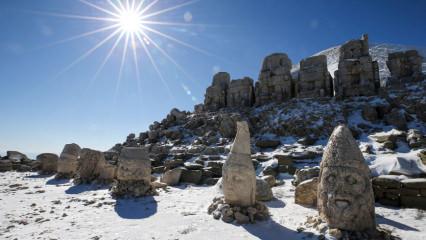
255, 53, 293, 105
334, 34, 380, 99
296, 55, 333, 98
227, 77, 254, 108
56, 143, 81, 178
204, 72, 230, 111
387, 50, 424, 86
222, 121, 256, 207
318, 125, 376, 231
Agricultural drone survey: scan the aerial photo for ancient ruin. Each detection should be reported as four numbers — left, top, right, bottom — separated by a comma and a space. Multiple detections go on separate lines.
387, 50, 424, 86
204, 72, 230, 111
56, 143, 81, 179
111, 147, 155, 197
333, 34, 380, 98
296, 55, 333, 98
208, 121, 269, 223
318, 125, 376, 231
255, 53, 293, 105
74, 148, 116, 184
226, 77, 255, 108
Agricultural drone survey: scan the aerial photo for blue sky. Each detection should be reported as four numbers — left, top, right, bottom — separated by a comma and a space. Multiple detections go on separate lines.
1, 0, 425, 157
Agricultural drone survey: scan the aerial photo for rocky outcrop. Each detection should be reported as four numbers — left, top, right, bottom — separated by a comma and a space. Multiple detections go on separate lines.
255, 53, 293, 105
227, 77, 255, 108
318, 125, 376, 231
74, 148, 114, 184
56, 143, 81, 179
387, 50, 424, 86
296, 55, 333, 98
111, 147, 154, 197
37, 153, 58, 175
333, 34, 380, 99
204, 72, 230, 111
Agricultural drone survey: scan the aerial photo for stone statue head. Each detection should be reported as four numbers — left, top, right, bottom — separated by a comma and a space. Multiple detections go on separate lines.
318, 125, 376, 231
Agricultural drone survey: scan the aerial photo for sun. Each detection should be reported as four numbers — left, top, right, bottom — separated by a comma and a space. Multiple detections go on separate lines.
118, 8, 142, 34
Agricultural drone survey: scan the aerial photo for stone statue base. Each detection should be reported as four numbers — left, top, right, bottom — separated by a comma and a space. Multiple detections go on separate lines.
207, 196, 269, 224
304, 216, 400, 240
111, 180, 157, 198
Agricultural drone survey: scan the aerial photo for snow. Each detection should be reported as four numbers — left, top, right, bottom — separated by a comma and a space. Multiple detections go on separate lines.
1, 172, 426, 239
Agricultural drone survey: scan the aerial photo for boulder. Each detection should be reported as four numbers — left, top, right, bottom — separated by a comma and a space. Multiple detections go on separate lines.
261, 175, 276, 188
227, 77, 255, 108
384, 109, 407, 130
388, 157, 426, 177
255, 139, 281, 149
56, 143, 81, 178
161, 167, 183, 186
6, 151, 28, 161
37, 153, 58, 174
180, 169, 202, 184
406, 129, 425, 148
204, 72, 230, 111
293, 166, 320, 186
255, 178, 273, 201
295, 177, 318, 207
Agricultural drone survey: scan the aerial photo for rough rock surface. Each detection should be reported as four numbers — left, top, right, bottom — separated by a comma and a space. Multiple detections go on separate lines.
56, 143, 81, 179
295, 177, 318, 207
222, 121, 256, 207
318, 125, 376, 231
255, 178, 273, 201
255, 53, 293, 105
74, 148, 110, 184
227, 77, 255, 108
37, 153, 58, 174
204, 72, 230, 111
160, 167, 183, 186
296, 55, 333, 98
387, 50, 424, 86
111, 147, 154, 197
333, 34, 380, 99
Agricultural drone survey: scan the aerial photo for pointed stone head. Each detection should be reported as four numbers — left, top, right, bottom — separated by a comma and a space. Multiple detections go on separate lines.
318, 125, 376, 231
222, 121, 256, 207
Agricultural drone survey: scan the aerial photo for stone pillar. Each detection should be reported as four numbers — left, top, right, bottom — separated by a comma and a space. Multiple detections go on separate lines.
56, 143, 81, 179
386, 50, 424, 86
74, 148, 112, 184
222, 121, 256, 207
318, 125, 376, 231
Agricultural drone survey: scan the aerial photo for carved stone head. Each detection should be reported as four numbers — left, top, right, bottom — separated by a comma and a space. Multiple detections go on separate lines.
318, 125, 376, 231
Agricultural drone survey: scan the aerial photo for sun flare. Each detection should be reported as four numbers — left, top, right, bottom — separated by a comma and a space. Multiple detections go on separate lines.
118, 9, 142, 34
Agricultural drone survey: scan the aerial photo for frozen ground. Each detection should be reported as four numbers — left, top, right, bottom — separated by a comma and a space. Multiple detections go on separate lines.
1, 172, 425, 240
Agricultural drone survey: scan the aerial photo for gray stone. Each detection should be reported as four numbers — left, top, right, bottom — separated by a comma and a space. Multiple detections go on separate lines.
56, 143, 81, 178
296, 55, 333, 98
318, 125, 376, 231
180, 169, 202, 184
37, 153, 58, 174
333, 34, 379, 99
255, 53, 293, 105
256, 178, 273, 201
295, 177, 318, 207
227, 77, 255, 108
161, 167, 183, 186
387, 50, 424, 86
223, 121, 256, 207
204, 72, 230, 111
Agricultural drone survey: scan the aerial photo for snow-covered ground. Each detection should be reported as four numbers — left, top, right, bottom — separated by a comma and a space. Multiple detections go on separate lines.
1, 171, 425, 240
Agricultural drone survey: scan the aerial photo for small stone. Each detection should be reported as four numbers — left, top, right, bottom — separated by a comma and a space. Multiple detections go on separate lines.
234, 212, 250, 224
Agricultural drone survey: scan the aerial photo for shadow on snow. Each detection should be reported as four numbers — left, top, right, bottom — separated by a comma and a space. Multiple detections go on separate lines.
242, 218, 316, 240
114, 196, 158, 219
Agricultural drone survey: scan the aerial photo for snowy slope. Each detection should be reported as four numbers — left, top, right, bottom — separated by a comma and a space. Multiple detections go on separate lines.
292, 43, 426, 84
